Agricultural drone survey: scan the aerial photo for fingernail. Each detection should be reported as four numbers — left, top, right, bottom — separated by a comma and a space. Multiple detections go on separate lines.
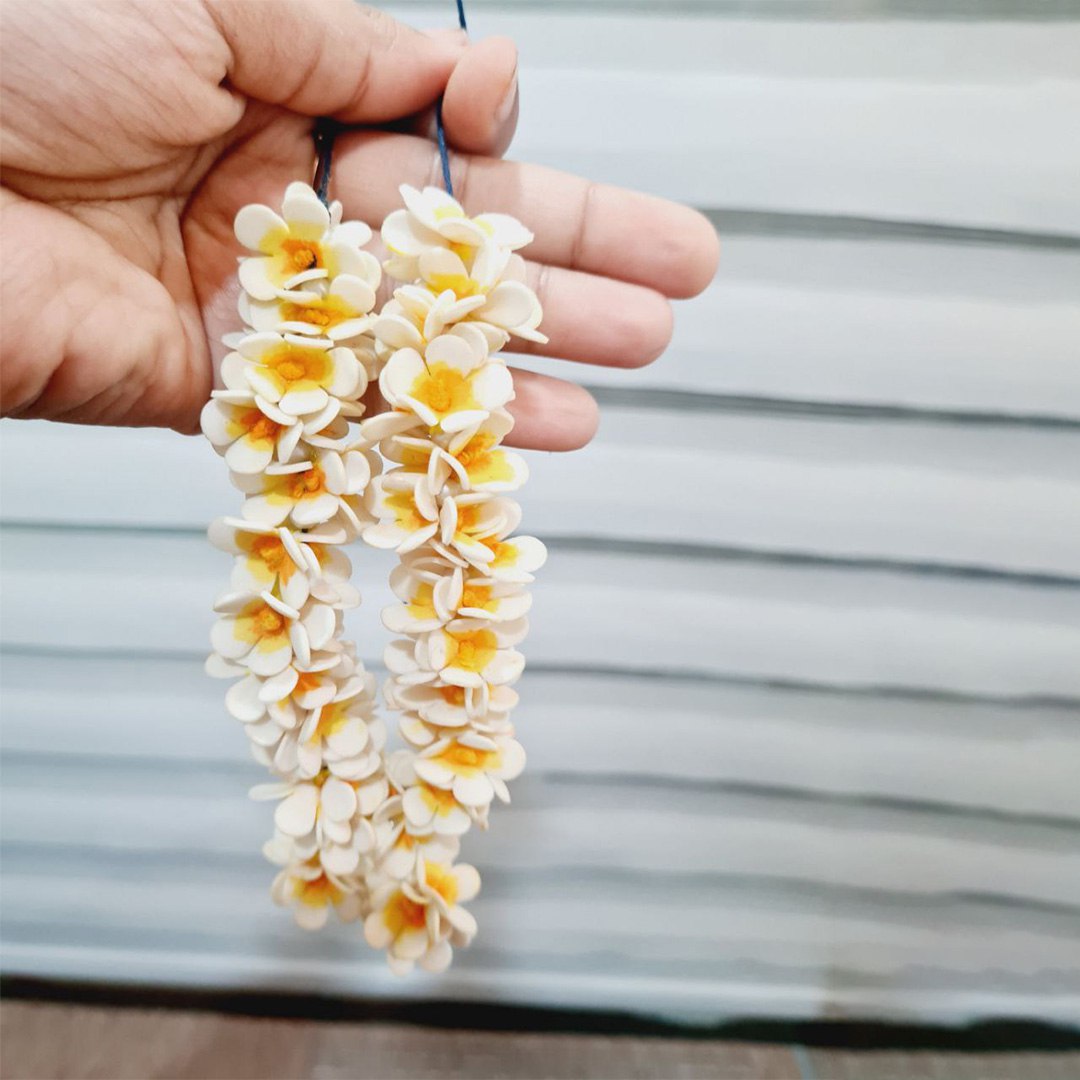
496, 68, 519, 125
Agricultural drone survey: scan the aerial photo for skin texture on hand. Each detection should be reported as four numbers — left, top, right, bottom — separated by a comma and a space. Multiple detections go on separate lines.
0, 0, 719, 451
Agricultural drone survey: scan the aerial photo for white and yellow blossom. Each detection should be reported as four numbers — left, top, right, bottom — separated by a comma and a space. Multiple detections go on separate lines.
373, 286, 489, 353
392, 680, 518, 732
362, 472, 439, 553
270, 858, 365, 931
235, 181, 374, 301
234, 449, 373, 530
209, 518, 319, 610
379, 333, 512, 434
421, 618, 527, 689
382, 561, 531, 636
382, 410, 528, 495
252, 769, 386, 877
210, 593, 336, 677
241, 270, 380, 342
381, 183, 531, 278
234, 332, 365, 420
363, 856, 480, 975
414, 732, 525, 809
200, 394, 297, 474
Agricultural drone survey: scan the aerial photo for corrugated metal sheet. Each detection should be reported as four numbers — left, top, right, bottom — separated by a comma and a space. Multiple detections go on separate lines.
2, 3, 1079, 1025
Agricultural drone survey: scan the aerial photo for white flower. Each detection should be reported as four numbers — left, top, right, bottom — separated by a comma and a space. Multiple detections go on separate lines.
381, 410, 528, 496
209, 518, 314, 609
270, 859, 365, 931
434, 501, 548, 582
392, 680, 518, 732
210, 592, 337, 677
379, 183, 546, 343
252, 770, 387, 876
225, 652, 339, 724
379, 333, 513, 434
374, 286, 491, 353
236, 332, 365, 419
431, 495, 542, 577
363, 856, 480, 975
233, 449, 373, 529
241, 271, 380, 341
362, 472, 439, 552
234, 181, 374, 301
386, 751, 478, 838
381, 184, 531, 282
420, 618, 528, 689
382, 561, 531, 636
372, 797, 460, 879
413, 732, 524, 809
294, 675, 385, 781
200, 394, 297, 474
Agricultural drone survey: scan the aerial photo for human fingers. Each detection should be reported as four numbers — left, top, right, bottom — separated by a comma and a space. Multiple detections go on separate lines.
440, 36, 519, 158
205, 0, 464, 122
512, 262, 673, 368
332, 130, 720, 299
504, 368, 599, 452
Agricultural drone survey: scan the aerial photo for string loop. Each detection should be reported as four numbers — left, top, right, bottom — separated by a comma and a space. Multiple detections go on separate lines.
313, 1, 468, 206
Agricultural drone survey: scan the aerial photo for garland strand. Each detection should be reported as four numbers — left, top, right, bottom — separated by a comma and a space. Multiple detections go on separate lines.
202, 173, 545, 972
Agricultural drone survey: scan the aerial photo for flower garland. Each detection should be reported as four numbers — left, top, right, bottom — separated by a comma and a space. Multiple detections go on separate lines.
201, 181, 545, 974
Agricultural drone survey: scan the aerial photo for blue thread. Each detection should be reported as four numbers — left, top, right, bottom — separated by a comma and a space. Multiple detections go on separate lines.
313, 118, 337, 206
435, 0, 469, 198
313, 1, 468, 207
435, 98, 454, 197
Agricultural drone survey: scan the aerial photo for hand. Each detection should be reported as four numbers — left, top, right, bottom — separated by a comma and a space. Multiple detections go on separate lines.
0, 0, 719, 451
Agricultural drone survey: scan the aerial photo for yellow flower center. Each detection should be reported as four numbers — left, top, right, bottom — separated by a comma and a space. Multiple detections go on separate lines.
250, 534, 289, 574
444, 628, 497, 674
293, 671, 322, 696
406, 582, 437, 620
254, 606, 285, 636
408, 363, 478, 417
235, 600, 291, 650
281, 238, 323, 274
456, 433, 497, 469
459, 585, 495, 612
384, 891, 428, 934
295, 871, 342, 908
228, 408, 282, 447
309, 701, 350, 743
487, 540, 516, 567
279, 294, 352, 329
262, 343, 330, 391
386, 489, 425, 532
423, 861, 459, 905
419, 784, 460, 816
267, 464, 328, 505
434, 742, 497, 778
438, 685, 467, 707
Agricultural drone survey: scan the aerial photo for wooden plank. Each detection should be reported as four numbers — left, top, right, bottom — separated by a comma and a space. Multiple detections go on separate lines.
5, 412, 1080, 575
0, 1003, 804, 1080
3, 527, 1079, 697
806, 1048, 1080, 1080
3, 654, 1079, 819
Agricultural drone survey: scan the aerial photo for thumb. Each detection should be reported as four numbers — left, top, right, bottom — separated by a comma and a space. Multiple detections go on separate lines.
205, 0, 465, 123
